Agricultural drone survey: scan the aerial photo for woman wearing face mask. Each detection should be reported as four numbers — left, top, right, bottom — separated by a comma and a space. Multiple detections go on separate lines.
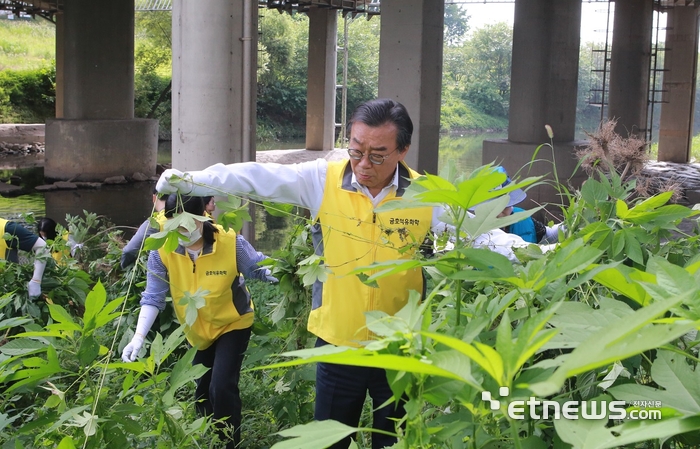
121, 194, 272, 448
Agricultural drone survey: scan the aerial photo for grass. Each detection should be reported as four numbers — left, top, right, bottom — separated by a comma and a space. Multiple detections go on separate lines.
0, 17, 55, 71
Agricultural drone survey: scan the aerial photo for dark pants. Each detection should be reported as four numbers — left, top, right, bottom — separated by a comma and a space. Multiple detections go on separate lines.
193, 327, 251, 448
314, 338, 404, 449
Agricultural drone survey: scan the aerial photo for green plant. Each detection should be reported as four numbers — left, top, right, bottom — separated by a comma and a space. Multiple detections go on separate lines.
0, 280, 227, 448
247, 161, 700, 449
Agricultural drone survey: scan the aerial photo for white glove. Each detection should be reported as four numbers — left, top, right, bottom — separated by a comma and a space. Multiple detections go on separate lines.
28, 279, 41, 298
121, 304, 159, 362
156, 168, 190, 194
263, 268, 279, 284
541, 223, 565, 244
121, 334, 145, 362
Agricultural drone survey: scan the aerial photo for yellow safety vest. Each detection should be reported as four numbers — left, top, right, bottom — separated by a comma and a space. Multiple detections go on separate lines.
307, 160, 433, 347
159, 225, 254, 350
0, 218, 8, 260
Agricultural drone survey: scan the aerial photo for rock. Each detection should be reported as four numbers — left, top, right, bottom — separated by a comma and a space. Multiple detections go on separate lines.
0, 182, 22, 194
54, 181, 77, 190
75, 182, 102, 189
104, 175, 127, 184
35, 184, 58, 191
132, 172, 149, 182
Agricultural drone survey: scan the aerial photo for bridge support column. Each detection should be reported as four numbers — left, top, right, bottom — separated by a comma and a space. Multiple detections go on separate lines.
378, 0, 443, 175
306, 8, 337, 151
483, 0, 585, 211
46, 0, 157, 181
658, 6, 700, 163
607, 0, 653, 138
172, 0, 257, 170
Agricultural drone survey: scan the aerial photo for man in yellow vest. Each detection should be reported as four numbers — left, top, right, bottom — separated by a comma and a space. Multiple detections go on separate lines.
1, 218, 49, 298
156, 98, 531, 449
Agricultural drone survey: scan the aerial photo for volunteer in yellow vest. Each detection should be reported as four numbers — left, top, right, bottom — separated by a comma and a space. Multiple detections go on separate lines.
155, 98, 531, 449
120, 194, 274, 448
1, 217, 48, 298
37, 217, 83, 263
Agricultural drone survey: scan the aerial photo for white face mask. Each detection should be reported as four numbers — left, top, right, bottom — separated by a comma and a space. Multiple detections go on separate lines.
178, 228, 202, 247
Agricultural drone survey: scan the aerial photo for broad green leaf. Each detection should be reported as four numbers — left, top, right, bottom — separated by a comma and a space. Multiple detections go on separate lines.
56, 437, 77, 449
297, 255, 330, 286
580, 178, 609, 204
77, 335, 100, 366
5, 346, 65, 393
65, 411, 98, 437
609, 350, 700, 415
530, 292, 697, 396
0, 337, 47, 356
178, 288, 208, 328
163, 347, 210, 406
624, 231, 645, 265
252, 347, 470, 384
263, 201, 295, 217
511, 308, 559, 375
540, 239, 603, 282
82, 281, 106, 335
615, 199, 629, 218
422, 331, 504, 384
0, 411, 18, 434
0, 316, 32, 332
47, 304, 80, 332
143, 234, 167, 251
647, 256, 696, 300
352, 259, 425, 283
272, 420, 362, 449
555, 415, 700, 449
428, 349, 481, 390
611, 231, 625, 258
592, 265, 655, 306
94, 296, 126, 329
452, 247, 516, 278
461, 195, 512, 238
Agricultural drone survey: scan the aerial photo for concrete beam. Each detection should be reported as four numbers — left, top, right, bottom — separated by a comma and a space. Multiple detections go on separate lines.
45, 119, 158, 181
172, 0, 257, 170
607, 0, 653, 138
378, 0, 443, 175
306, 8, 338, 151
508, 0, 581, 143
658, 6, 700, 162
46, 0, 157, 182
62, 0, 135, 119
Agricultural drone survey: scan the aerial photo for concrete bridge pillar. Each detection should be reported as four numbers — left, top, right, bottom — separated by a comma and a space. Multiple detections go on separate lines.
483, 0, 586, 212
171, 0, 257, 170
46, 0, 157, 181
378, 0, 443, 175
306, 8, 337, 152
657, 6, 700, 163
607, 0, 653, 139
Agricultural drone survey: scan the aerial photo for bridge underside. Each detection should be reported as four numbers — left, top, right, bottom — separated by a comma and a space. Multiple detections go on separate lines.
0, 0, 698, 213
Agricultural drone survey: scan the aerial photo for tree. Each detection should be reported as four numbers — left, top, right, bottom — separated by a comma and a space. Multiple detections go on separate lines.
444, 4, 470, 47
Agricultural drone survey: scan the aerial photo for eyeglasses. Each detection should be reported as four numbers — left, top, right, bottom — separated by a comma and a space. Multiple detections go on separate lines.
347, 147, 399, 165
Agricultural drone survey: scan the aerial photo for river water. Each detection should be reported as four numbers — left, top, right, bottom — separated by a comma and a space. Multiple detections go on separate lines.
0, 132, 505, 252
